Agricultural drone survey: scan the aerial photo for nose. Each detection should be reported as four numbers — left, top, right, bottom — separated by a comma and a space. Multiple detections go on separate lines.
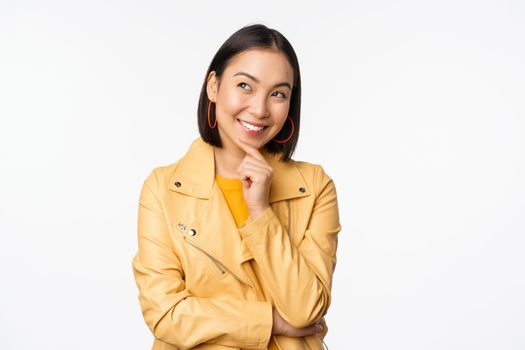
250, 94, 270, 119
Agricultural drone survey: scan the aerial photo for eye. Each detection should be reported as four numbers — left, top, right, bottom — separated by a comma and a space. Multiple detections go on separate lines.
273, 91, 287, 99
238, 82, 251, 91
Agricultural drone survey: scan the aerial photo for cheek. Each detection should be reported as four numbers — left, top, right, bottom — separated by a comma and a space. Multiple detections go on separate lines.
221, 92, 245, 115
272, 104, 290, 123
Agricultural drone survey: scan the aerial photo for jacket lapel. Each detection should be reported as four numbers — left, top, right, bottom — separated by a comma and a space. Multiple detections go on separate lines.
167, 137, 311, 286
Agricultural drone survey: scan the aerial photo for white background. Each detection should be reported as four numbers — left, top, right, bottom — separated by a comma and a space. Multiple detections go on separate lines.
1, 0, 524, 349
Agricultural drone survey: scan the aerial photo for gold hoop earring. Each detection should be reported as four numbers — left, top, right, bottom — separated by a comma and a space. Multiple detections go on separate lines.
207, 100, 217, 129
272, 116, 294, 143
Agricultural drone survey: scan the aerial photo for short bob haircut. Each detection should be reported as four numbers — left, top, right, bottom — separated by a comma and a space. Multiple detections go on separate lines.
197, 23, 301, 162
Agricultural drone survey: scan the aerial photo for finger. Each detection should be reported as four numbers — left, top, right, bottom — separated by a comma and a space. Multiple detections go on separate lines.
304, 323, 323, 336
238, 156, 273, 178
238, 161, 272, 176
240, 177, 251, 189
238, 164, 272, 184
237, 157, 272, 176
237, 138, 266, 162
291, 323, 323, 337
238, 167, 258, 187
239, 156, 273, 172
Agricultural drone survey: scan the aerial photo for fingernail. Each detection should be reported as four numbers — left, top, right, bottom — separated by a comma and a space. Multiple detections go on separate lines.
316, 324, 323, 332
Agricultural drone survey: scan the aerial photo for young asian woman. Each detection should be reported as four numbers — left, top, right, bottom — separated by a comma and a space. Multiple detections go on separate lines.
132, 23, 341, 350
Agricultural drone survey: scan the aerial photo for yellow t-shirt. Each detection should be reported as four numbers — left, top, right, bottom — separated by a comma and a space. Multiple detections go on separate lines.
215, 174, 250, 228
215, 175, 279, 350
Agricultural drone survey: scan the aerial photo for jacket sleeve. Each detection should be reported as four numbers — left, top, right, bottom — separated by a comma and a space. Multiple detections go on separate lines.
238, 165, 341, 329
131, 169, 273, 350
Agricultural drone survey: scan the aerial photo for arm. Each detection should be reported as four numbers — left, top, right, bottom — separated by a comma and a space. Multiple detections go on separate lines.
131, 169, 272, 350
238, 165, 341, 329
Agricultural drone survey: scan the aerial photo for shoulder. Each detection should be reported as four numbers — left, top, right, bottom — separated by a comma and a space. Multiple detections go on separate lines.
141, 159, 182, 192
289, 158, 337, 196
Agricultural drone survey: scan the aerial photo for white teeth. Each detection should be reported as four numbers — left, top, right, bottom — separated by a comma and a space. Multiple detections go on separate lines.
239, 120, 264, 131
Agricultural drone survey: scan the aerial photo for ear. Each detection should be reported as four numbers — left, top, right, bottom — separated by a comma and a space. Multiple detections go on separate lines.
206, 71, 219, 102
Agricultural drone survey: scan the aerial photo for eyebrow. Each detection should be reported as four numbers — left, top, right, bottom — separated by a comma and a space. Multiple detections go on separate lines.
233, 71, 292, 90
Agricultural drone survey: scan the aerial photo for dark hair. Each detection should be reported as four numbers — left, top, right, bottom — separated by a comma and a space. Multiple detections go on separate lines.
197, 23, 301, 162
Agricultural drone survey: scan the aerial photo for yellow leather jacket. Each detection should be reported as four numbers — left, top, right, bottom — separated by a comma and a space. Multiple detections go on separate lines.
132, 137, 341, 350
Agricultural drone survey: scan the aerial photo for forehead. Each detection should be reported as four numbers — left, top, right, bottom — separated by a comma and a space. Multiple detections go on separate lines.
224, 48, 294, 85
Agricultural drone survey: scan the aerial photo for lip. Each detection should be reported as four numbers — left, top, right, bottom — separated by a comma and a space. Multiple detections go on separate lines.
237, 119, 268, 136
237, 118, 269, 128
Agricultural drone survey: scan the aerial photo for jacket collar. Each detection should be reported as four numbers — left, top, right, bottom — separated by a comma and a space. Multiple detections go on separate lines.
168, 137, 310, 201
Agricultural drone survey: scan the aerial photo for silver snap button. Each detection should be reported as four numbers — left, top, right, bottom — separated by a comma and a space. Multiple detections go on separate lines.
174, 181, 181, 187
188, 229, 197, 236
299, 187, 306, 193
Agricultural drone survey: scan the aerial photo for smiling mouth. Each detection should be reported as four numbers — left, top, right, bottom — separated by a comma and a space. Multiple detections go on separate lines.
237, 119, 269, 131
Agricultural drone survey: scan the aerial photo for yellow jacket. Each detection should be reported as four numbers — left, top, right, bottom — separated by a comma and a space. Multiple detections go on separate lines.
132, 137, 341, 350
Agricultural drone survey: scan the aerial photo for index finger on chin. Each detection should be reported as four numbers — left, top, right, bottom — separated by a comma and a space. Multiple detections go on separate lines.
237, 138, 265, 161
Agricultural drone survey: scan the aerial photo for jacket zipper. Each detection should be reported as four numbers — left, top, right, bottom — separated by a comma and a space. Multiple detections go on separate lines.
183, 236, 226, 274
183, 236, 255, 287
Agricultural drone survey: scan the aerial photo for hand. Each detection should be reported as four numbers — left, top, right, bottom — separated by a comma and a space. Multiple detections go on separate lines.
236, 138, 273, 219
271, 307, 323, 337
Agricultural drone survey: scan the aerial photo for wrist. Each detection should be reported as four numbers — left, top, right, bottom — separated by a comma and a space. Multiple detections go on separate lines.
249, 205, 270, 220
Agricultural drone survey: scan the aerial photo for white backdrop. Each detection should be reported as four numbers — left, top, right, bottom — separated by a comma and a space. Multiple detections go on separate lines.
1, 0, 524, 349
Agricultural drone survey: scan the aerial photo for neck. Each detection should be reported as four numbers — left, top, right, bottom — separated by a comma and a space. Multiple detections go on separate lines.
214, 138, 249, 178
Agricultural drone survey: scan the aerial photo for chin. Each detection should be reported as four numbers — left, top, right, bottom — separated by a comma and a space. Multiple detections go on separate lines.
240, 137, 264, 148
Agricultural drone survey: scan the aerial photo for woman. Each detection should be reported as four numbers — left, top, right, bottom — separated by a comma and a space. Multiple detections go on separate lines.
132, 23, 341, 350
